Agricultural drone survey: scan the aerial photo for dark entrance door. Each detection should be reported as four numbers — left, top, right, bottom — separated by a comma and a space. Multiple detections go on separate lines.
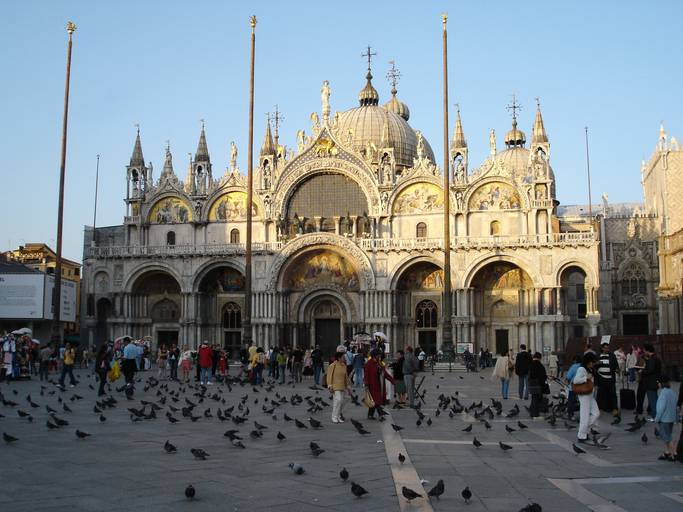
623, 314, 648, 335
495, 329, 509, 355
418, 330, 437, 356
315, 319, 340, 359
157, 330, 178, 348
224, 331, 241, 361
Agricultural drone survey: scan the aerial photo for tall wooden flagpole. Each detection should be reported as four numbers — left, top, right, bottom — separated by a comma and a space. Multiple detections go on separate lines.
52, 21, 76, 344
92, 154, 100, 246
243, 15, 256, 346
584, 126, 594, 231
441, 14, 454, 356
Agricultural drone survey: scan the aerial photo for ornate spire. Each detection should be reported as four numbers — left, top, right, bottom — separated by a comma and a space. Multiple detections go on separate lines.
359, 45, 379, 106
451, 104, 467, 149
129, 126, 145, 167
184, 152, 194, 194
161, 142, 174, 177
195, 120, 210, 162
531, 98, 548, 144
260, 117, 275, 156
504, 94, 526, 147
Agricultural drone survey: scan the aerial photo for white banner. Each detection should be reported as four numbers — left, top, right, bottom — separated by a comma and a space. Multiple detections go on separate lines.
43, 275, 77, 323
0, 273, 45, 319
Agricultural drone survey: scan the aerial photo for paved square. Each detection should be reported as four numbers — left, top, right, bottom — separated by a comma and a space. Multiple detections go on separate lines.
1, 368, 681, 511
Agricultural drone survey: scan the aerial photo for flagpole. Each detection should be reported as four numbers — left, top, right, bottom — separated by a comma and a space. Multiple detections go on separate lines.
243, 15, 256, 347
441, 14, 454, 357
92, 154, 100, 246
585, 126, 593, 230
51, 21, 76, 344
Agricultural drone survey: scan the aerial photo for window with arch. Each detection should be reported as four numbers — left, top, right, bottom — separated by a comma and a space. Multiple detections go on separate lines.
416, 222, 427, 238
622, 262, 647, 295
230, 229, 240, 244
490, 220, 501, 236
415, 299, 438, 328
166, 231, 176, 246
222, 302, 242, 329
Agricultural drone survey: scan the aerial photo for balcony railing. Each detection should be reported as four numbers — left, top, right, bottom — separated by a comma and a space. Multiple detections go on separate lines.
86, 232, 596, 259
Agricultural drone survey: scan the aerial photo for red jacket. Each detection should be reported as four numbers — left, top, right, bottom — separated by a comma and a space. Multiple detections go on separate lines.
198, 345, 213, 368
364, 358, 394, 407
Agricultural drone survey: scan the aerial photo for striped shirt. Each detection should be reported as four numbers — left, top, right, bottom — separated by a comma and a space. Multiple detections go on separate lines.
597, 352, 612, 380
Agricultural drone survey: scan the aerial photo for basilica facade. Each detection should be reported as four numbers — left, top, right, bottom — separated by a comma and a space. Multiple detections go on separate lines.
81, 68, 599, 358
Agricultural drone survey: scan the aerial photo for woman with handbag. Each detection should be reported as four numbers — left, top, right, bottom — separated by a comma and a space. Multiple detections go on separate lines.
573, 352, 600, 444
363, 348, 395, 419
492, 350, 515, 399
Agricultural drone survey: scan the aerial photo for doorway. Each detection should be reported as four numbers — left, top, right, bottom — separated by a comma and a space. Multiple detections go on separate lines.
495, 329, 509, 355
623, 314, 648, 335
315, 319, 340, 359
224, 331, 241, 361
157, 330, 178, 348
418, 330, 437, 356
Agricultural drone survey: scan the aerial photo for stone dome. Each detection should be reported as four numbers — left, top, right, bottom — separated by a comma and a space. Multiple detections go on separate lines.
495, 146, 556, 196
384, 92, 410, 121
336, 105, 434, 168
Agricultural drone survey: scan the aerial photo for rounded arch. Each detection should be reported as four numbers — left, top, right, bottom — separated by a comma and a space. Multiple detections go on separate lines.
285, 171, 370, 220
389, 254, 448, 290
123, 263, 184, 294
464, 176, 529, 211
555, 259, 597, 287
389, 177, 445, 215
266, 233, 375, 291
463, 253, 541, 289
146, 194, 193, 224
271, 150, 381, 218
205, 187, 263, 222
192, 260, 246, 293
295, 289, 355, 324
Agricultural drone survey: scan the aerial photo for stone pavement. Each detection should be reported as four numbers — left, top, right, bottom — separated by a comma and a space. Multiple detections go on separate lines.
0, 368, 681, 511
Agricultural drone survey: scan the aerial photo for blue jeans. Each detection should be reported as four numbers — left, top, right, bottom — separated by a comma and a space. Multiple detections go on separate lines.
354, 367, 363, 387
628, 368, 637, 383
501, 378, 510, 399
255, 364, 263, 385
314, 365, 323, 385
518, 374, 529, 399
646, 389, 658, 417
200, 367, 212, 383
279, 365, 286, 384
59, 364, 76, 386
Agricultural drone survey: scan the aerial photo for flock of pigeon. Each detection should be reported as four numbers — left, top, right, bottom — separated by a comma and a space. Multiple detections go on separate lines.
1, 367, 638, 511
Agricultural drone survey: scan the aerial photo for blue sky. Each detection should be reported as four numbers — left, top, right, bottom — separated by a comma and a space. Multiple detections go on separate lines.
2, 0, 681, 262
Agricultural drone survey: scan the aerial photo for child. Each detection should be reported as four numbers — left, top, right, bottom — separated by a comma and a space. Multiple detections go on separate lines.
180, 347, 193, 383
655, 375, 678, 461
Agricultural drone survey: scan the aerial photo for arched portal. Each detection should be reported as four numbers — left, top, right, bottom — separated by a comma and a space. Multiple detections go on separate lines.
559, 266, 588, 340
130, 270, 182, 348
471, 262, 534, 354
95, 298, 112, 344
197, 266, 245, 350
299, 294, 348, 359
394, 260, 443, 351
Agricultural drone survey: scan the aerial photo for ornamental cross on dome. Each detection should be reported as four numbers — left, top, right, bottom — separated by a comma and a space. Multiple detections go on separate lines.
386, 60, 401, 91
506, 94, 522, 121
361, 45, 377, 72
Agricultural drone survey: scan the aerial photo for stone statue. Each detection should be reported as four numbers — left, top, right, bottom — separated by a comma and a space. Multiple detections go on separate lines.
296, 130, 306, 153
381, 191, 389, 211
194, 201, 202, 217
346, 128, 354, 147
455, 190, 464, 210
455, 160, 465, 182
230, 141, 238, 171
380, 154, 392, 183
416, 131, 425, 159
321, 80, 331, 120
263, 160, 271, 189
310, 112, 320, 133
263, 195, 272, 218
489, 129, 497, 155
332, 111, 340, 131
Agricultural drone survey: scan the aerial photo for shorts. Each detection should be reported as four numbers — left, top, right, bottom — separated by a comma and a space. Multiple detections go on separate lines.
656, 422, 674, 443
180, 360, 192, 371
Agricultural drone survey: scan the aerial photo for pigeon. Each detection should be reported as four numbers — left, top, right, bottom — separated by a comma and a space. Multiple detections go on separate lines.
641, 432, 648, 444
505, 424, 516, 433
167, 415, 179, 424
99, 414, 107, 422
191, 448, 209, 460
517, 421, 528, 429
164, 440, 177, 453
461, 486, 472, 503
473, 437, 482, 448
427, 479, 445, 500
46, 420, 59, 430
288, 462, 305, 475
519, 503, 543, 512
402, 486, 422, 502
75, 430, 91, 439
184, 484, 195, 500
391, 423, 404, 432
3, 432, 18, 444
308, 417, 322, 429
572, 443, 586, 455
277, 431, 286, 441
340, 467, 349, 481
351, 482, 368, 498
294, 418, 308, 429
462, 424, 473, 433
499, 441, 513, 451
17, 409, 30, 418
398, 452, 406, 464
426, 417, 433, 426
231, 439, 246, 449
63, 403, 72, 413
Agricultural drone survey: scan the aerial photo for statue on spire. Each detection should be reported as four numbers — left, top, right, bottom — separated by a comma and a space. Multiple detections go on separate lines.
489, 129, 497, 156
321, 80, 331, 122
